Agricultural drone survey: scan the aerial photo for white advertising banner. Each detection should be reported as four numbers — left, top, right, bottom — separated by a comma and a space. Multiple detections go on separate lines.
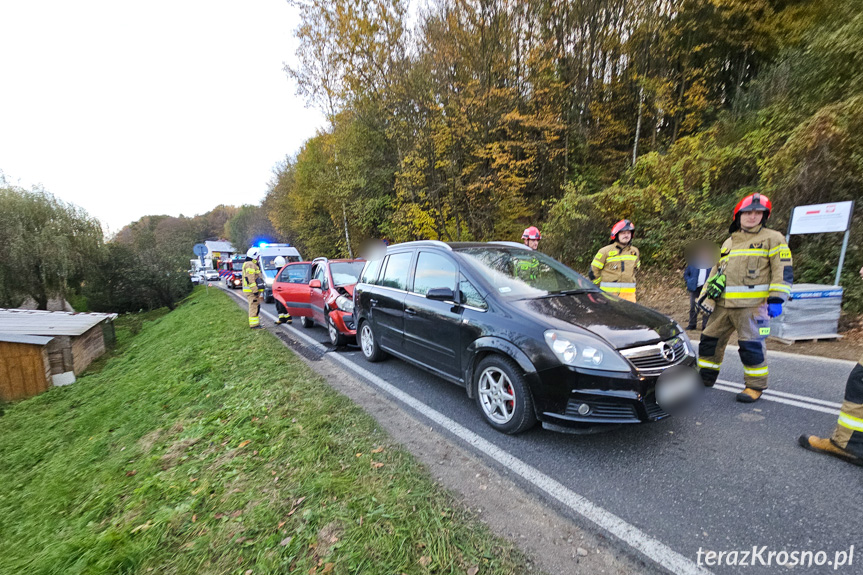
788, 201, 854, 235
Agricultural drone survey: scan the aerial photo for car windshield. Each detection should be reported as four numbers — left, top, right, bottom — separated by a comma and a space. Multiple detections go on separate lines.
231, 262, 243, 271
457, 246, 596, 299
261, 255, 300, 269
330, 262, 366, 286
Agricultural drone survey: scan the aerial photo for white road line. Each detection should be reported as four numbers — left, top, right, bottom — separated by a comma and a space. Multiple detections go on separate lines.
713, 383, 840, 415
716, 379, 843, 409
726, 344, 857, 368
225, 291, 712, 575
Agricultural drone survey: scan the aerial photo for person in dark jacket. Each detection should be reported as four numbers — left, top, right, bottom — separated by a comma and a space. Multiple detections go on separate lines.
683, 246, 714, 330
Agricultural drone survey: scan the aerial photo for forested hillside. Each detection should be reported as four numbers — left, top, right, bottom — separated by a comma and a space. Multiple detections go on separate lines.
265, 0, 863, 309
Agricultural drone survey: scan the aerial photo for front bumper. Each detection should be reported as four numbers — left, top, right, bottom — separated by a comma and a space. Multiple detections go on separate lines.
531, 356, 697, 428
331, 310, 357, 336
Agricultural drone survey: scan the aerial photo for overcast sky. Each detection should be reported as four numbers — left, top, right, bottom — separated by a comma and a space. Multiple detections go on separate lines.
0, 0, 326, 235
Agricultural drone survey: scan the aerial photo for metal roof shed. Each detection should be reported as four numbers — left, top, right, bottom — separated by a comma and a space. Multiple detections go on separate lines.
205, 240, 236, 257
0, 309, 118, 384
0, 333, 54, 401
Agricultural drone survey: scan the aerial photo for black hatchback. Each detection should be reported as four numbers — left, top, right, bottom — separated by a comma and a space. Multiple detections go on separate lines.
354, 241, 698, 434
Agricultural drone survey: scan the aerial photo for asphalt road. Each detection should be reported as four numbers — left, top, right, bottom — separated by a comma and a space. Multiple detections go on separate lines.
230, 287, 861, 574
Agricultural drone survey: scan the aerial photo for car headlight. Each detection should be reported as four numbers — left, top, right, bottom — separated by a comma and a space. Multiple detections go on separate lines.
543, 330, 631, 372
335, 295, 354, 313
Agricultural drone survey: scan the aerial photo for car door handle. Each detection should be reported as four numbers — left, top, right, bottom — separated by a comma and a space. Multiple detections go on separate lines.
405, 308, 417, 316
370, 298, 379, 306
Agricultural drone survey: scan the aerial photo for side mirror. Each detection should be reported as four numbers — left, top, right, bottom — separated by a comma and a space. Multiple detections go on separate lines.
309, 279, 322, 289
426, 287, 455, 301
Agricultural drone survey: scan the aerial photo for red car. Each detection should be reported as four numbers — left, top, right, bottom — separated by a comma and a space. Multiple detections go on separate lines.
272, 257, 366, 346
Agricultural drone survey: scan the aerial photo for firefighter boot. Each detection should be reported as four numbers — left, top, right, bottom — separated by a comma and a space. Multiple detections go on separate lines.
736, 388, 763, 403
798, 435, 863, 467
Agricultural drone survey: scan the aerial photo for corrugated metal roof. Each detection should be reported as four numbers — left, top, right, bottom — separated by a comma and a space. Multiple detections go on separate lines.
0, 333, 54, 345
0, 309, 117, 337
205, 240, 236, 253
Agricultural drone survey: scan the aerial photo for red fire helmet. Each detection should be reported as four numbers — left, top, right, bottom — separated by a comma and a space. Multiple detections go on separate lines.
732, 193, 772, 220
522, 226, 542, 240
610, 219, 635, 240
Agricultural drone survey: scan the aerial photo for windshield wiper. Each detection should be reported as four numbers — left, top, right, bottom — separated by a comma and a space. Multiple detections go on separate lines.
536, 289, 590, 298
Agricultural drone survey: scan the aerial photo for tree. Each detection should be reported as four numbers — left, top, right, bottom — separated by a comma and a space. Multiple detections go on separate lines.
0, 183, 103, 309
226, 205, 278, 252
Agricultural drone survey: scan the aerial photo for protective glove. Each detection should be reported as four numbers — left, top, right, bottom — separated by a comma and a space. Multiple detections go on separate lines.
704, 274, 726, 300
767, 297, 783, 318
697, 298, 715, 315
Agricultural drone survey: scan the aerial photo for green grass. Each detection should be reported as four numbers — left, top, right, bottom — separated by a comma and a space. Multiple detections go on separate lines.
0, 287, 528, 575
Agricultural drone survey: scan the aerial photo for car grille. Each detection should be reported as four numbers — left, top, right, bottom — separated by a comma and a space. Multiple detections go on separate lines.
620, 336, 689, 376
565, 399, 637, 421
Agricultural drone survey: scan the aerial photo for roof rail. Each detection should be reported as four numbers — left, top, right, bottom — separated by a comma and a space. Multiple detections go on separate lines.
488, 241, 531, 250
392, 240, 452, 250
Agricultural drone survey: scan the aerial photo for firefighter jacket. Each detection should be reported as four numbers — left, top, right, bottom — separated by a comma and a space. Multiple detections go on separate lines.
700, 225, 792, 309
590, 242, 639, 296
242, 260, 263, 294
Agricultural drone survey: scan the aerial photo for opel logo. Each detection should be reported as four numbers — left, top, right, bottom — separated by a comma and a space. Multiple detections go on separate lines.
660, 341, 676, 362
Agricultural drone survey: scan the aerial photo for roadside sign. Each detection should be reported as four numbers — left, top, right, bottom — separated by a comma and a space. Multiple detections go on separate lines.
787, 200, 855, 286
193, 243, 208, 267
788, 201, 854, 235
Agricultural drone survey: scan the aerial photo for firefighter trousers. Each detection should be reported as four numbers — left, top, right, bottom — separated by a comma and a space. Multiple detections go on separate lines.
698, 304, 770, 390
831, 363, 863, 457
246, 292, 261, 327
274, 299, 292, 323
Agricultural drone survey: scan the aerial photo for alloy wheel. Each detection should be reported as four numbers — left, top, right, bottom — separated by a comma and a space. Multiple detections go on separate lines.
477, 367, 516, 424
361, 324, 374, 358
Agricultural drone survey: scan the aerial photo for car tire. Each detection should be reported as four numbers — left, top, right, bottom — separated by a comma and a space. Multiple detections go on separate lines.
327, 313, 347, 347
300, 316, 314, 329
474, 355, 537, 434
359, 320, 385, 362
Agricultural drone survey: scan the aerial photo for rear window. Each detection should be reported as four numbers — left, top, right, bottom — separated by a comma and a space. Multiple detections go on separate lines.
379, 252, 413, 291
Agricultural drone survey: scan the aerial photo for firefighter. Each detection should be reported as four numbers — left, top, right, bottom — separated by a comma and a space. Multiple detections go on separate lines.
272, 256, 292, 325
697, 193, 793, 402
522, 226, 541, 250
242, 247, 264, 329
798, 266, 863, 466
590, 220, 639, 302
517, 226, 542, 281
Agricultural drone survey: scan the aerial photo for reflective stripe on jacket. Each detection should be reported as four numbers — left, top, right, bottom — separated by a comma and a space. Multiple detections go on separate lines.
242, 260, 262, 293
600, 281, 636, 295
591, 242, 639, 288
700, 226, 792, 309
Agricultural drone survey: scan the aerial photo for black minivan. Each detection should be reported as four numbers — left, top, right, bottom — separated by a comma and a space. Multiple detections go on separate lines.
354, 241, 698, 434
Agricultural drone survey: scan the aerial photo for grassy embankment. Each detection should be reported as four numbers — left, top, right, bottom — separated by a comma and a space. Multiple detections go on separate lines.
0, 287, 527, 575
